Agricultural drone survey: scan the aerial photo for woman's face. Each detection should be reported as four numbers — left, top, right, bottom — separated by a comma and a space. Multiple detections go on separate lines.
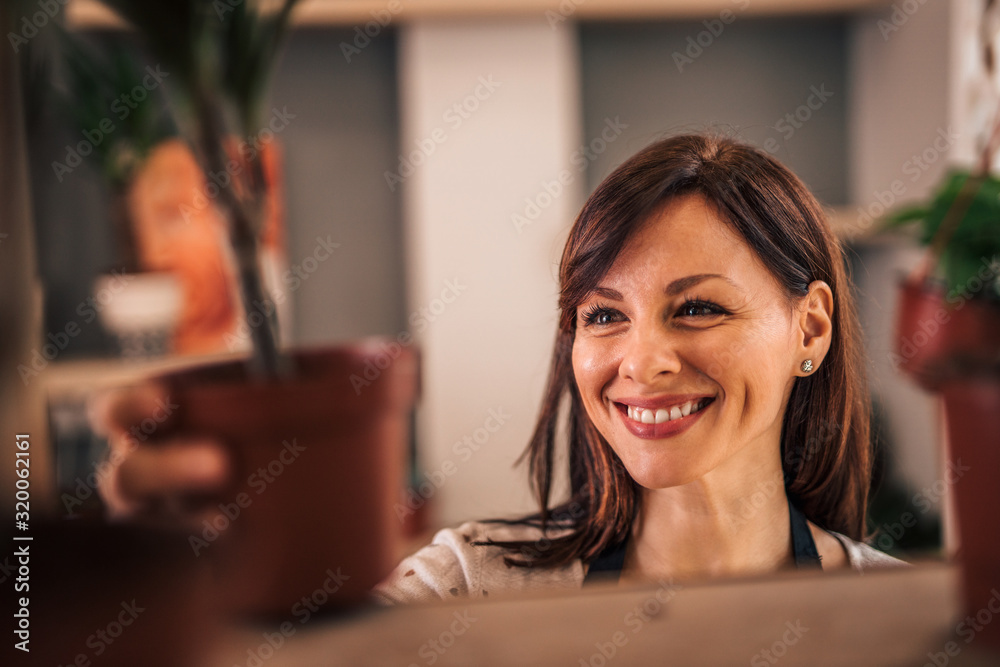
571, 194, 809, 490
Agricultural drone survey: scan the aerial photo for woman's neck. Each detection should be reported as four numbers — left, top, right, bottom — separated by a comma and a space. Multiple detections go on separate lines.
622, 451, 794, 584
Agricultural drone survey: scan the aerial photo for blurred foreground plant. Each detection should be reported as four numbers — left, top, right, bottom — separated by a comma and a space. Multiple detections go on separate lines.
91, 0, 301, 376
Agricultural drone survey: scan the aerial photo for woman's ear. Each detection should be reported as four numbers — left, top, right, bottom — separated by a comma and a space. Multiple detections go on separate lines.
796, 280, 834, 375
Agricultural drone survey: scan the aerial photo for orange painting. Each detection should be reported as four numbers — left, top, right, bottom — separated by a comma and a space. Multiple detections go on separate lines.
126, 137, 286, 355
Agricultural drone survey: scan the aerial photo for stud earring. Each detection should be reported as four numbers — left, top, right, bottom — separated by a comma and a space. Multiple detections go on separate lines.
801, 359, 814, 373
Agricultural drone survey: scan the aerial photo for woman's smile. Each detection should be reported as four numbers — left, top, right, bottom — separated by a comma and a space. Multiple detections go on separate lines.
611, 395, 716, 438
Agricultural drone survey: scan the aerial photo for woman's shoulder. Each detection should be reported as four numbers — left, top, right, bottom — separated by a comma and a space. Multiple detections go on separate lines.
371, 521, 910, 605
825, 529, 911, 572
371, 520, 584, 605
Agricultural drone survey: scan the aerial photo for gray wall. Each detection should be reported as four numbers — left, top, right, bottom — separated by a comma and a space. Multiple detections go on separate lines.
579, 17, 849, 205
272, 28, 405, 346
28, 30, 120, 357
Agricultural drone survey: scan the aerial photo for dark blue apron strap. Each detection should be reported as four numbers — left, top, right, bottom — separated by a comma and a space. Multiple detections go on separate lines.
584, 498, 823, 583
583, 537, 628, 586
789, 499, 823, 569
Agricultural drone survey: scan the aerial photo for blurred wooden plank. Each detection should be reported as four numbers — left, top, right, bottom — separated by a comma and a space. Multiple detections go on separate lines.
1, 7, 53, 512
67, 0, 893, 29
41, 352, 248, 401
208, 561, 997, 666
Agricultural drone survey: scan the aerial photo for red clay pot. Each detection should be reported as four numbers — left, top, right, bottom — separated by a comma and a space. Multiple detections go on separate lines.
895, 277, 1000, 390
895, 279, 1000, 651
894, 277, 951, 390
940, 377, 1000, 650
159, 340, 418, 618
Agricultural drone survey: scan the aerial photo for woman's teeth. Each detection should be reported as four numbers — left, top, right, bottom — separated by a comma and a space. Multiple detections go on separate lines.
626, 398, 710, 425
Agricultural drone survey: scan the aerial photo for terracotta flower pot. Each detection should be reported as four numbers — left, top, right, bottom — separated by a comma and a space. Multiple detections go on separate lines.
894, 277, 952, 390
895, 279, 1000, 651
158, 340, 418, 617
940, 378, 1000, 650
895, 276, 1000, 390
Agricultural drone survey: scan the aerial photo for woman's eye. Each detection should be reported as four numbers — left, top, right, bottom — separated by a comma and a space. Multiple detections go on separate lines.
678, 300, 725, 318
581, 306, 622, 327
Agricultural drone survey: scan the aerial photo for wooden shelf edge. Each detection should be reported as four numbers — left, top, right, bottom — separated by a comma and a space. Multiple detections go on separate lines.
68, 0, 893, 30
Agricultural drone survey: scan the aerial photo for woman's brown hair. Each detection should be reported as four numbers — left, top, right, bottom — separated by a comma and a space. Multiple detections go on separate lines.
490, 133, 872, 568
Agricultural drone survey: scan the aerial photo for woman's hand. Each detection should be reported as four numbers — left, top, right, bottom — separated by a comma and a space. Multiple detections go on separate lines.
90, 382, 231, 525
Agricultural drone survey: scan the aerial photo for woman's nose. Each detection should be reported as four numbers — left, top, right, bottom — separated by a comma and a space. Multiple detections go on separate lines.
618, 321, 682, 386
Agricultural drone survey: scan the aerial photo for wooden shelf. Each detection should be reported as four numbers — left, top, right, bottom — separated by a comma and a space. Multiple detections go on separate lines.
40, 351, 247, 400
208, 562, 990, 667
68, 0, 892, 29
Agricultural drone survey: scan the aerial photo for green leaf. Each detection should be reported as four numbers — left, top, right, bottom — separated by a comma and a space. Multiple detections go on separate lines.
93, 0, 206, 94
54, 26, 176, 187
885, 169, 1000, 299
881, 205, 929, 228
219, 0, 302, 134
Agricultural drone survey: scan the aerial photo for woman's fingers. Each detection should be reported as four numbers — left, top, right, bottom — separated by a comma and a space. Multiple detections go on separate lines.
98, 435, 232, 522
90, 382, 233, 523
115, 438, 231, 502
90, 381, 176, 444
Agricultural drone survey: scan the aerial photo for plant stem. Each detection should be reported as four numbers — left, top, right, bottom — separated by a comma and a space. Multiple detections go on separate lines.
231, 203, 285, 379
193, 86, 285, 379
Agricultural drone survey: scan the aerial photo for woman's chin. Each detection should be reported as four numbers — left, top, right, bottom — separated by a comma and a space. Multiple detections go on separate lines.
618, 456, 713, 491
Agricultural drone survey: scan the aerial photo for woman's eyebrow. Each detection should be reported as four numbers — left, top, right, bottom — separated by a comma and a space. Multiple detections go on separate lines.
588, 274, 737, 302
664, 273, 737, 295
589, 286, 623, 300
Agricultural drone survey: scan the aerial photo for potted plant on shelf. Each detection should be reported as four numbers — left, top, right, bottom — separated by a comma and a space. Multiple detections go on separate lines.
889, 172, 1000, 388
884, 31, 1000, 649
76, 0, 418, 615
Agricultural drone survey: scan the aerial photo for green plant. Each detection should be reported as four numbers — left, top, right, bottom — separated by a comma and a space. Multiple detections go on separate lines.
56, 34, 176, 270
88, 0, 302, 376
884, 170, 1000, 302
60, 37, 175, 190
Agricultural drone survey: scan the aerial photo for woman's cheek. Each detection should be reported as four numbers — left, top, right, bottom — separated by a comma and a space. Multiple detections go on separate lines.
570, 344, 592, 397
573, 338, 608, 379
573, 339, 616, 413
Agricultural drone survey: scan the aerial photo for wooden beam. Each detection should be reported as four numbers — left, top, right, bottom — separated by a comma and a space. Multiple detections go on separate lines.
67, 0, 893, 30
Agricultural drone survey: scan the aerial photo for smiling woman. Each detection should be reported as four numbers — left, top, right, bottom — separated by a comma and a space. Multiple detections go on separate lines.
374, 133, 906, 603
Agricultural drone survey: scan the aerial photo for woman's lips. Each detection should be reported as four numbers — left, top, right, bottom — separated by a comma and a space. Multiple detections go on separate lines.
613, 397, 715, 439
